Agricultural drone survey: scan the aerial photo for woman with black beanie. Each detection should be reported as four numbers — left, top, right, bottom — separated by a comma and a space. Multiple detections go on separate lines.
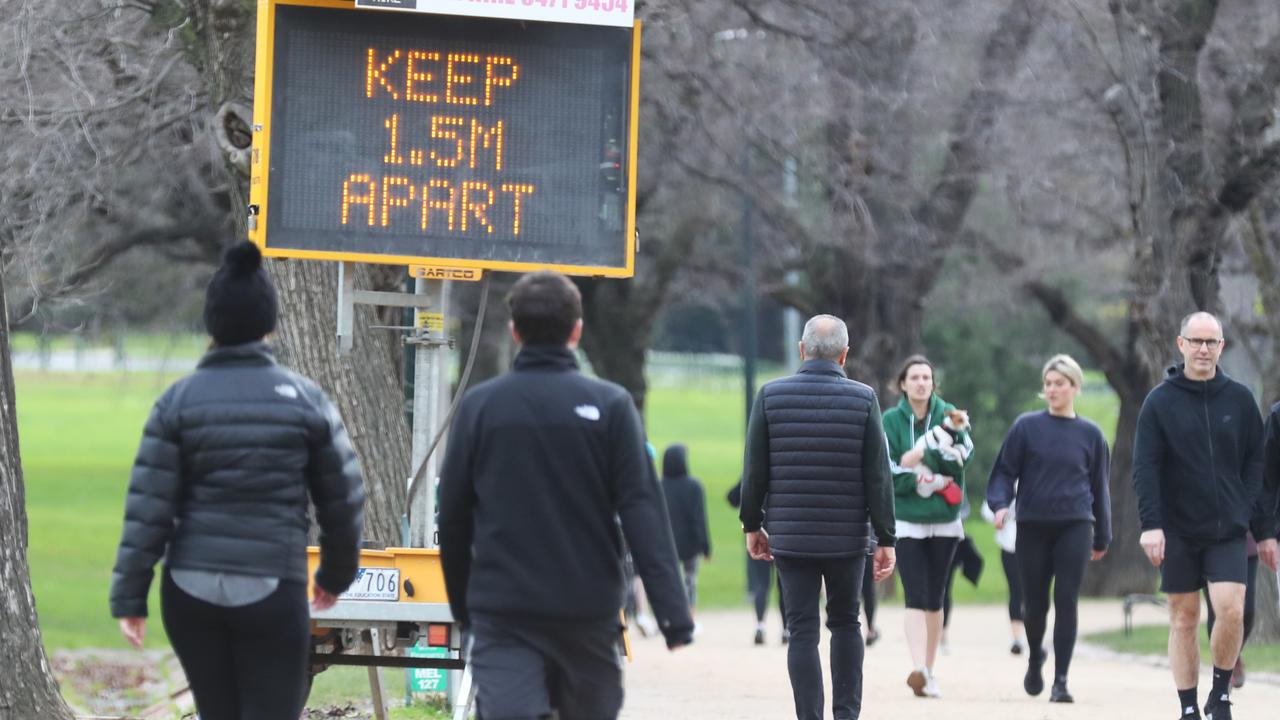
109, 242, 366, 720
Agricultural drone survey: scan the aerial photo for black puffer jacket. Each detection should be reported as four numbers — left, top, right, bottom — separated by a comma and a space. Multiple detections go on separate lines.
109, 343, 365, 618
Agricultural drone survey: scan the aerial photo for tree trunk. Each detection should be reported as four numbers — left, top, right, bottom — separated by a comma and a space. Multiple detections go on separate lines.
268, 260, 410, 547
577, 278, 651, 413
1082, 395, 1159, 594
454, 274, 517, 387
0, 268, 75, 718
1252, 565, 1280, 644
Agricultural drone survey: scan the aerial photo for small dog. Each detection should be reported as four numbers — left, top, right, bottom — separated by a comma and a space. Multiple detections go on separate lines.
913, 409, 972, 503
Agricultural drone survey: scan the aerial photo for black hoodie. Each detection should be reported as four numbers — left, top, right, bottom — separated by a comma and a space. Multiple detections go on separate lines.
1133, 364, 1269, 541
662, 445, 711, 562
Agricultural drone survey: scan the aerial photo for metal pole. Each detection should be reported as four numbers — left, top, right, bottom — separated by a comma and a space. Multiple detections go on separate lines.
407, 277, 461, 705
741, 149, 758, 429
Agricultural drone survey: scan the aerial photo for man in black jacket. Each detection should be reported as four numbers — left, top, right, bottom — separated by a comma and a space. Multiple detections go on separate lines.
438, 271, 692, 720
739, 314, 896, 720
1133, 311, 1279, 720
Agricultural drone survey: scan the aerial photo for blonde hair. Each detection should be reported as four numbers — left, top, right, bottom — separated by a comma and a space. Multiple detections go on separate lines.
1042, 354, 1084, 388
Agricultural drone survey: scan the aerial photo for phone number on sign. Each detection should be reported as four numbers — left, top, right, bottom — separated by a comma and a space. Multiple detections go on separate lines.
522, 0, 629, 10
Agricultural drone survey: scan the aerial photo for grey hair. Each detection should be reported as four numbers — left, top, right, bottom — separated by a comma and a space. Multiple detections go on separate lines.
801, 314, 849, 361
1179, 311, 1223, 337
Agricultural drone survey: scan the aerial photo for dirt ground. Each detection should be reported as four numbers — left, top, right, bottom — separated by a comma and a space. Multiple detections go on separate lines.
619, 599, 1280, 719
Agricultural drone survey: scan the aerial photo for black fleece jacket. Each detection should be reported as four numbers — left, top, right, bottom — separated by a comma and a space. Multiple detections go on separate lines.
662, 445, 711, 561
437, 345, 693, 647
1133, 364, 1271, 541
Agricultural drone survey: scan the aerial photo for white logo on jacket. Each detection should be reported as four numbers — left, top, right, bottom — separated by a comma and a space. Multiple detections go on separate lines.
274, 384, 299, 399
575, 404, 601, 421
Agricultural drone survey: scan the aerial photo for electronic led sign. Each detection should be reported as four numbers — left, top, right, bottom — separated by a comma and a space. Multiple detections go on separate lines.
249, 0, 639, 276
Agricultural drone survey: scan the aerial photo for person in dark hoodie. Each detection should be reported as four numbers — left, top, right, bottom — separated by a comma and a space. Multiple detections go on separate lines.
1133, 311, 1279, 720
109, 242, 366, 720
662, 444, 711, 617
438, 271, 692, 720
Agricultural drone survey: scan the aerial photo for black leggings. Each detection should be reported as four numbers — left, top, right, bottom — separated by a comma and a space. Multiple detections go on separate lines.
862, 559, 877, 628
1000, 550, 1025, 622
896, 537, 959, 611
748, 556, 787, 628
1016, 520, 1091, 679
1205, 554, 1259, 646
161, 571, 311, 720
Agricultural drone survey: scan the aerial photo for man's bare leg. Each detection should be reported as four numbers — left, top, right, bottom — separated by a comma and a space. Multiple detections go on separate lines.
1206, 582, 1245, 669
1167, 592, 1201, 691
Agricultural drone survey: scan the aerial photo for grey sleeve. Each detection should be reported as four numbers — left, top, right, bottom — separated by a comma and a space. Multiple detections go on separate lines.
110, 396, 182, 618
861, 395, 896, 548
306, 391, 367, 596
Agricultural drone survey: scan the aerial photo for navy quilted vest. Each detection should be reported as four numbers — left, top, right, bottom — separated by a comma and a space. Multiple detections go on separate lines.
762, 359, 873, 558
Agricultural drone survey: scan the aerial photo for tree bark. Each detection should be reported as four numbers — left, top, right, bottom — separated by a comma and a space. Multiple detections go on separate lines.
576, 217, 710, 413
1252, 565, 1280, 645
0, 267, 75, 718
268, 260, 410, 547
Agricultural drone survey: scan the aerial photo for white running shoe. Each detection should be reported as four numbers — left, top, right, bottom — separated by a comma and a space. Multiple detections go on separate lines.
923, 670, 942, 698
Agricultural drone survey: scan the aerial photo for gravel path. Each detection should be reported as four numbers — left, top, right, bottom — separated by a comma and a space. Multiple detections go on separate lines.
619, 599, 1280, 719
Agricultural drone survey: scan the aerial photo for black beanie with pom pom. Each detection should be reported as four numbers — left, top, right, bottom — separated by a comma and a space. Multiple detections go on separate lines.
204, 241, 279, 346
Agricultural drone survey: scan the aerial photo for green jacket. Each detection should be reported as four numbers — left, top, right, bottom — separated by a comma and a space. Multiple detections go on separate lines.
882, 394, 971, 524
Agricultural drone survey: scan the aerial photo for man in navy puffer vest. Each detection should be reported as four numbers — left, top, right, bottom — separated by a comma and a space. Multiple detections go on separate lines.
739, 314, 896, 720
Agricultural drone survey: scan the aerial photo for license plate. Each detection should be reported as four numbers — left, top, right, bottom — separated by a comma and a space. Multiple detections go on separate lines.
342, 567, 401, 601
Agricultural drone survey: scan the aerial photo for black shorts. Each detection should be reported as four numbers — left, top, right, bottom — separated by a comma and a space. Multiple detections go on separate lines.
1159, 534, 1247, 593
469, 616, 624, 720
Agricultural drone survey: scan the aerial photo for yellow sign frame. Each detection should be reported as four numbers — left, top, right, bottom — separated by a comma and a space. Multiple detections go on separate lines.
249, 0, 641, 278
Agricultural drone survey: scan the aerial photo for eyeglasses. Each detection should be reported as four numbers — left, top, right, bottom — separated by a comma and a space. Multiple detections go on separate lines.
1180, 336, 1223, 350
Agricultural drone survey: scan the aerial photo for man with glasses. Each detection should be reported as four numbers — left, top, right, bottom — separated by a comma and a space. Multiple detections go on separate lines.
1133, 311, 1279, 720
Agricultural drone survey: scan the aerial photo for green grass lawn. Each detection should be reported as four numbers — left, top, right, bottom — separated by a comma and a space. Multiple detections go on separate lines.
1085, 624, 1280, 673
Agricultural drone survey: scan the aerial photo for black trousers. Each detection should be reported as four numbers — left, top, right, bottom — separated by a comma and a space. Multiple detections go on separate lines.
160, 571, 311, 720
776, 555, 867, 720
1000, 549, 1025, 622
469, 616, 623, 720
1016, 520, 1091, 678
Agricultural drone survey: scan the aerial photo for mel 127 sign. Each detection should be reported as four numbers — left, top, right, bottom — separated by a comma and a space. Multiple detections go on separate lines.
249, 0, 639, 276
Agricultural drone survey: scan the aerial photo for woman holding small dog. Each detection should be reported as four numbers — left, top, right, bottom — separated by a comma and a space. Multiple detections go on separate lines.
883, 354, 974, 698
987, 354, 1111, 704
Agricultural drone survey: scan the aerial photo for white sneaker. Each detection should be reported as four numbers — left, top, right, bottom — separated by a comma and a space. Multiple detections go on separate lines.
635, 612, 658, 638
923, 670, 941, 698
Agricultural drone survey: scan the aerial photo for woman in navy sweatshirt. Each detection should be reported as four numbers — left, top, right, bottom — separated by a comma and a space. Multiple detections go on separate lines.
987, 354, 1112, 705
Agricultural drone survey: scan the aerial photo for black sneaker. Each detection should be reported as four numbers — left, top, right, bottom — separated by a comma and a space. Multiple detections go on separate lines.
1204, 694, 1231, 720
1023, 649, 1045, 696
1049, 678, 1073, 703
754, 628, 765, 645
